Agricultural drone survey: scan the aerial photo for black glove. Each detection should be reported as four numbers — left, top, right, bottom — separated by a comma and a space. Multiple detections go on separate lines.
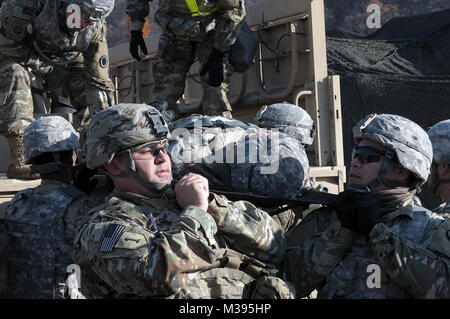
200, 48, 225, 87
73, 162, 98, 195
129, 30, 148, 61
332, 190, 381, 238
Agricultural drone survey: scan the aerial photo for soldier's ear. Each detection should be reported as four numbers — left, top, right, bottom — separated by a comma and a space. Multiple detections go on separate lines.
397, 166, 411, 184
104, 158, 125, 176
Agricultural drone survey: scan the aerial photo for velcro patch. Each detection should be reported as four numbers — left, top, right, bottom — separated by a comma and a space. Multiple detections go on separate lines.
114, 232, 148, 250
99, 224, 125, 253
12, 5, 33, 21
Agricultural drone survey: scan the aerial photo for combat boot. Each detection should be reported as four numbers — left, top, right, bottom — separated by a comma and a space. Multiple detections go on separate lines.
6, 135, 40, 180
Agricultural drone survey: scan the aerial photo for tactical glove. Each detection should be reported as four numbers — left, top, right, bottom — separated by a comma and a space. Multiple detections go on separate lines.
73, 162, 98, 195
200, 48, 225, 87
129, 30, 148, 61
332, 190, 381, 238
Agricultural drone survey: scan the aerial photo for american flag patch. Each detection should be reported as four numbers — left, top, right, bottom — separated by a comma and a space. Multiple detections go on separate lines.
12, 5, 33, 21
99, 224, 125, 253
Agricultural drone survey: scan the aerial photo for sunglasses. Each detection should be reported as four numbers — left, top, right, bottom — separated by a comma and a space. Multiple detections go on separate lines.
352, 146, 389, 164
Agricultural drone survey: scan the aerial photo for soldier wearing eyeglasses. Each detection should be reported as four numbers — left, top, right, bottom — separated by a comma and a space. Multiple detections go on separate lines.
280, 113, 450, 299
71, 103, 294, 299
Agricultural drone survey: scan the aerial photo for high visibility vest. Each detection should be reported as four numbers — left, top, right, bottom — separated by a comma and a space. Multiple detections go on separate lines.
185, 0, 218, 17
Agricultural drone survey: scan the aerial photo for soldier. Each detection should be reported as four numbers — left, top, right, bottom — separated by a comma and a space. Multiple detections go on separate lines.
127, 0, 246, 118
167, 113, 311, 235
427, 119, 450, 215
281, 113, 450, 298
2, 116, 101, 298
71, 103, 293, 298
73, 104, 290, 298
255, 102, 316, 149
0, 0, 115, 179
254, 102, 319, 230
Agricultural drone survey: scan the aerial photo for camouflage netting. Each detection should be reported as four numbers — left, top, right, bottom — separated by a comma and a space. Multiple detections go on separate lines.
326, 9, 450, 209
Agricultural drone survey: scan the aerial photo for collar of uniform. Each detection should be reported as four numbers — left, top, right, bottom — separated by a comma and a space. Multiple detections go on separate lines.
111, 187, 179, 210
379, 203, 415, 224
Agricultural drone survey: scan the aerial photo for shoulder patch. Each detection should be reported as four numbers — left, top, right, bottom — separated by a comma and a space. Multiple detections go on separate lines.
114, 231, 149, 250
99, 224, 125, 253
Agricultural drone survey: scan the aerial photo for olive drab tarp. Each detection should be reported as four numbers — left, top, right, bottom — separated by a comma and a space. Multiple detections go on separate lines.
326, 9, 450, 209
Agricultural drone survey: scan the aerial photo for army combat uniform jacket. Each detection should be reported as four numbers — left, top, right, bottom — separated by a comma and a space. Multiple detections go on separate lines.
281, 201, 450, 298
0, 0, 114, 135
2, 180, 99, 298
72, 188, 288, 298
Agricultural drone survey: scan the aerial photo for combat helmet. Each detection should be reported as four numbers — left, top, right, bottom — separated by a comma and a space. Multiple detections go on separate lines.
66, 0, 115, 21
351, 113, 433, 191
23, 116, 80, 174
427, 119, 450, 193
85, 103, 170, 192
241, 134, 310, 199
255, 102, 315, 146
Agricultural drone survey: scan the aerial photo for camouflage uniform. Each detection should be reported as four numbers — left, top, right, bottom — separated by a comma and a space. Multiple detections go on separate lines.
254, 103, 317, 232
427, 119, 450, 215
73, 104, 292, 298
73, 188, 290, 298
169, 114, 310, 234
2, 116, 100, 298
126, 0, 246, 117
0, 0, 115, 143
169, 114, 310, 199
281, 114, 450, 298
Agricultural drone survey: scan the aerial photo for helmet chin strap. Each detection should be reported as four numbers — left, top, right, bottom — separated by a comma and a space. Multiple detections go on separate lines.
115, 149, 171, 194
347, 150, 408, 192
429, 162, 450, 194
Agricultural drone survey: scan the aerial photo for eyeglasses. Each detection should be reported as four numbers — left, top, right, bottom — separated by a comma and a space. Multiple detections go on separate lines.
352, 146, 388, 164
142, 140, 169, 157
121, 140, 170, 159
149, 143, 168, 157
